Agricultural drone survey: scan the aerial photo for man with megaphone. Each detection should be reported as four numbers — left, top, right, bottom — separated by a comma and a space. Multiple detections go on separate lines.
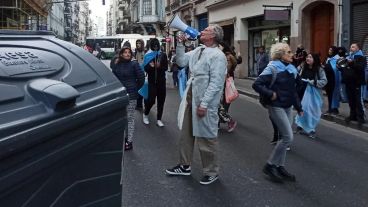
165, 24, 227, 185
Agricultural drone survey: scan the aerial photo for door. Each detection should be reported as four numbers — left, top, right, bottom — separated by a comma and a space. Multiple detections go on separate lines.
311, 3, 334, 61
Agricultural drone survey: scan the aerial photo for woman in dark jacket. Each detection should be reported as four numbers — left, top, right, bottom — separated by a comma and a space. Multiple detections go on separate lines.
112, 47, 145, 150
252, 42, 303, 183
323, 46, 340, 114
142, 38, 168, 127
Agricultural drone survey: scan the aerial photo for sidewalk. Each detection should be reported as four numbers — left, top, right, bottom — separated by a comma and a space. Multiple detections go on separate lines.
234, 78, 368, 133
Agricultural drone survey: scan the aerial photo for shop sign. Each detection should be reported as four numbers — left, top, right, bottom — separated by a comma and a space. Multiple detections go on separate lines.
264, 10, 289, 21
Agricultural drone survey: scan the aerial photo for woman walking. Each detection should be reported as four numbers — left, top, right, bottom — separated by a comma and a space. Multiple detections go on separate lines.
112, 47, 145, 150
295, 53, 327, 138
218, 41, 238, 132
252, 42, 303, 183
142, 38, 169, 127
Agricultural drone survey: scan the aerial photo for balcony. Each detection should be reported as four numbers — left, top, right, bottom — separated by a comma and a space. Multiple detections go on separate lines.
64, 8, 71, 14
170, 0, 180, 10
118, 1, 125, 9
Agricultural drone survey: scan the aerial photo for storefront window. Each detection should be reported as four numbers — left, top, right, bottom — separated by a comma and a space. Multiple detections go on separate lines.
248, 15, 290, 77
262, 29, 278, 52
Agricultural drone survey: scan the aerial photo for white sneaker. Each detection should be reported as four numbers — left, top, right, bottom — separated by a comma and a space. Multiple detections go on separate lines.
143, 114, 149, 125
157, 120, 164, 127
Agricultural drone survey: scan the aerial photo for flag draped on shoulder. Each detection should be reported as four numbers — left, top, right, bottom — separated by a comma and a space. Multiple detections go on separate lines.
141, 50, 161, 70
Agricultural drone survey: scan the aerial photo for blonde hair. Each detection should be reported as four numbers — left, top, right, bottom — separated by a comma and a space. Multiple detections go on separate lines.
270, 42, 290, 60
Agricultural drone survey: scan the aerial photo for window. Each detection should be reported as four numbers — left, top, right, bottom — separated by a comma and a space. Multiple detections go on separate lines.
143, 0, 152, 15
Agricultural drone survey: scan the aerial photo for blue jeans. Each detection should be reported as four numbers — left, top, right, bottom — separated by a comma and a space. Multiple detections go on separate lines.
267, 106, 293, 166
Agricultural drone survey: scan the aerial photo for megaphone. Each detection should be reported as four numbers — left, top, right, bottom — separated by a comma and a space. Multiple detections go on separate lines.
167, 14, 200, 40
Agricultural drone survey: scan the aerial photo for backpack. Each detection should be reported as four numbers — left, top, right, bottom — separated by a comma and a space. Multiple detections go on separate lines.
259, 66, 277, 108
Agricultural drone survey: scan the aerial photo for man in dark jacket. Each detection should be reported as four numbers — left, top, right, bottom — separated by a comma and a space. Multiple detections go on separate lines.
256, 46, 269, 75
342, 43, 367, 125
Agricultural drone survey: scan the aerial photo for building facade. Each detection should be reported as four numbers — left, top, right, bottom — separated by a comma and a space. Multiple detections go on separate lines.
165, 0, 208, 52
0, 0, 50, 30
108, 0, 131, 35
47, 2, 64, 39
130, 0, 166, 36
78, 2, 90, 45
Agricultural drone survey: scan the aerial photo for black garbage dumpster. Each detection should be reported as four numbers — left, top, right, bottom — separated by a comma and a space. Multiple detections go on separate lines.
0, 30, 128, 207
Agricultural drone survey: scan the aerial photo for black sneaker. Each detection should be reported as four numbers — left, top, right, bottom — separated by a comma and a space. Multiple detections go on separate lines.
294, 126, 303, 134
276, 166, 296, 182
263, 163, 283, 183
199, 175, 219, 185
124, 141, 133, 151
165, 164, 191, 176
308, 131, 316, 139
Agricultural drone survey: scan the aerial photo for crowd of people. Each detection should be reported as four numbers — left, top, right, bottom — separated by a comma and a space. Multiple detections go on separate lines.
108, 23, 367, 185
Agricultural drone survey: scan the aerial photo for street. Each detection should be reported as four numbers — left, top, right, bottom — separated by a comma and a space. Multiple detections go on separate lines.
120, 73, 368, 207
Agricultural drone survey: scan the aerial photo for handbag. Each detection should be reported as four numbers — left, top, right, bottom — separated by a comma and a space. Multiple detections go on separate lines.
225, 76, 239, 104
138, 77, 149, 100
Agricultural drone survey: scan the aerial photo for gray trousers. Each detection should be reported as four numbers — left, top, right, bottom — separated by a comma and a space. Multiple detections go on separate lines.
179, 107, 219, 177
267, 106, 293, 166
126, 100, 137, 142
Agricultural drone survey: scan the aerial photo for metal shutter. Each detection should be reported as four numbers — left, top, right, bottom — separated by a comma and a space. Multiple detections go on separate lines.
352, 2, 368, 43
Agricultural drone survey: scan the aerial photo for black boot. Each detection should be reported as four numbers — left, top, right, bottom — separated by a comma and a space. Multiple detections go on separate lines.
263, 163, 283, 183
276, 166, 296, 182
124, 141, 133, 151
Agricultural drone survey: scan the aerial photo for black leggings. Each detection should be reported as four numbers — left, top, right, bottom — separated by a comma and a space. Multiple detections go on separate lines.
144, 84, 166, 120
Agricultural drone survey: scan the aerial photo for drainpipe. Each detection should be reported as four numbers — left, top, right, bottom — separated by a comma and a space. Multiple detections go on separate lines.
338, 0, 342, 46
191, 2, 195, 27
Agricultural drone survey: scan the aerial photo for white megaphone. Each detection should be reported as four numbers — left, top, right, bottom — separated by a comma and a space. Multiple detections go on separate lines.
167, 14, 200, 40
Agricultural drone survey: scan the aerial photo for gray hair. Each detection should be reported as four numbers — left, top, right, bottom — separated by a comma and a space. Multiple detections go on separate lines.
210, 24, 224, 44
270, 42, 290, 60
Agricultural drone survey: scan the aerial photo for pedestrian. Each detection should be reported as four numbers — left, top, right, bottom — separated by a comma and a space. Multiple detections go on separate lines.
168, 47, 175, 65
292, 44, 307, 68
122, 41, 131, 49
95, 43, 102, 59
337, 46, 349, 103
323, 46, 340, 115
295, 53, 327, 138
340, 43, 367, 126
165, 25, 227, 185
256, 46, 269, 76
364, 50, 368, 104
218, 41, 237, 132
231, 46, 242, 65
252, 42, 303, 183
134, 39, 146, 111
170, 50, 179, 87
111, 47, 145, 150
142, 38, 168, 127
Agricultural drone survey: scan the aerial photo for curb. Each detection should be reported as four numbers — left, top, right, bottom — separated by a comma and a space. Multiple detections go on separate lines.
238, 89, 368, 133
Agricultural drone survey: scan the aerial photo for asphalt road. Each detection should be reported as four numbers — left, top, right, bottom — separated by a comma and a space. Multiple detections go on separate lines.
120, 78, 368, 207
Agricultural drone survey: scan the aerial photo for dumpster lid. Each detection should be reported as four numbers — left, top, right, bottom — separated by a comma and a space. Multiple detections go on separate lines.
0, 30, 55, 36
